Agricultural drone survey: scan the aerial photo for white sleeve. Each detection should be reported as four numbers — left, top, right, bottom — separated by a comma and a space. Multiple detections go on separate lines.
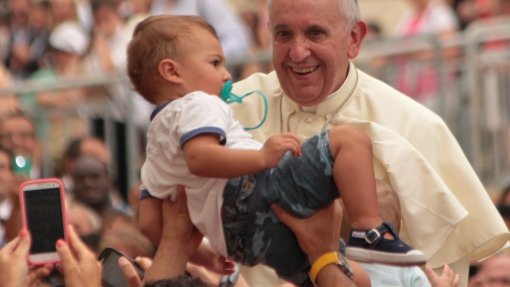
177, 93, 233, 148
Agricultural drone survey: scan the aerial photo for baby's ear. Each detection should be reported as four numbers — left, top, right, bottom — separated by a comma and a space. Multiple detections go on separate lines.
158, 59, 181, 83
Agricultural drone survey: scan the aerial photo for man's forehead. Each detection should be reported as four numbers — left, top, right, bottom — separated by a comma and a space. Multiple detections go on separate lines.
269, 0, 342, 24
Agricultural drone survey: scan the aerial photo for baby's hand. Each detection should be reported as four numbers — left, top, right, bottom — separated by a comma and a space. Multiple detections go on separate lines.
260, 133, 301, 168
422, 264, 460, 287
190, 241, 236, 275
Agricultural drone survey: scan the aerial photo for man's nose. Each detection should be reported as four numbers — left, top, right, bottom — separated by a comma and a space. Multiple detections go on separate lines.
288, 37, 311, 62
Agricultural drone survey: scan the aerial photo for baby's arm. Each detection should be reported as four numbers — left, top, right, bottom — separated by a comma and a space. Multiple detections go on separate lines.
182, 132, 302, 178
138, 196, 163, 246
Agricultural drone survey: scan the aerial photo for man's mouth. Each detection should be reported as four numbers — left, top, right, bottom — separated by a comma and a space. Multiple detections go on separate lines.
291, 65, 319, 75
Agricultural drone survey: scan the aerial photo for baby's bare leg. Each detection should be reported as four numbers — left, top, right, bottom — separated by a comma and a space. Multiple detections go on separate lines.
138, 197, 163, 245
340, 180, 401, 240
327, 125, 384, 231
328, 126, 426, 265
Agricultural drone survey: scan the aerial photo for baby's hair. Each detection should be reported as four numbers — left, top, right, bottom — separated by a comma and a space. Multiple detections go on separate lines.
127, 15, 218, 104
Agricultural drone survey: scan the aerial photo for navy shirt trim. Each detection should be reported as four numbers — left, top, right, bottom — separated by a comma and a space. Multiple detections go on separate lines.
150, 101, 172, 122
180, 127, 227, 149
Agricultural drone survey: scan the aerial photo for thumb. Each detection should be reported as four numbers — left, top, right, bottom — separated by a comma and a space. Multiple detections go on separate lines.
271, 203, 292, 224
118, 257, 142, 287
56, 239, 75, 272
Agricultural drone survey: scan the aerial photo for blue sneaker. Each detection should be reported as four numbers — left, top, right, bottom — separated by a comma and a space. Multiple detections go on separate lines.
345, 222, 427, 266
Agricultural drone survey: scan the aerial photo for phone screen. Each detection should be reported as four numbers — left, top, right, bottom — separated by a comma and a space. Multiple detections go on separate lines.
24, 187, 65, 254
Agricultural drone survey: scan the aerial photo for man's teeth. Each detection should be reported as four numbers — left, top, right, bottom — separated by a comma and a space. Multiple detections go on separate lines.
292, 66, 317, 74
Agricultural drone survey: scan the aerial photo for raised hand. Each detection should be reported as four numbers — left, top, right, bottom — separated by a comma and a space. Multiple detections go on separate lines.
260, 133, 302, 168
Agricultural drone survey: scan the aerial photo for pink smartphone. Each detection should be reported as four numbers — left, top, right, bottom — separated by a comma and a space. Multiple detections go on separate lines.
19, 178, 68, 265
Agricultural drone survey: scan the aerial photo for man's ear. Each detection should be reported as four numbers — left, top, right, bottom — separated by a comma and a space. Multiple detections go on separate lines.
347, 20, 367, 59
158, 59, 181, 84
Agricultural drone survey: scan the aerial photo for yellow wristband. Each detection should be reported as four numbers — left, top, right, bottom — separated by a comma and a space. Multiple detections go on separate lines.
309, 252, 340, 283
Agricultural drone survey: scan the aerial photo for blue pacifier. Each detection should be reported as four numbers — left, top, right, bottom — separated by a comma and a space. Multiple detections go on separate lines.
220, 80, 243, 104
220, 80, 268, 131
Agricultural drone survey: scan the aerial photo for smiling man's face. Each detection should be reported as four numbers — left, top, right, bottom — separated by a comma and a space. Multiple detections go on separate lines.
269, 0, 363, 106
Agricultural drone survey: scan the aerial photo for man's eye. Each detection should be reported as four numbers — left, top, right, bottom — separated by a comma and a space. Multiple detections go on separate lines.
308, 29, 326, 40
274, 30, 291, 42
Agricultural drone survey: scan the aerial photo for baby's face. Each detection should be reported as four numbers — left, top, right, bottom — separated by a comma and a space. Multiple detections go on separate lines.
177, 27, 232, 97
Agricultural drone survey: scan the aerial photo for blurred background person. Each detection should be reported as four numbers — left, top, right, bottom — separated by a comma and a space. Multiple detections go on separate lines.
365, 20, 384, 41
57, 136, 111, 192
228, 0, 273, 79
19, 20, 91, 174
451, 0, 501, 30
468, 252, 510, 287
393, 0, 459, 110
84, 0, 152, 128
149, 0, 251, 63
0, 1, 9, 62
3, 0, 52, 81
496, 184, 510, 231
0, 111, 41, 179
70, 154, 131, 227
51, 0, 93, 30
87, 0, 130, 76
0, 146, 19, 246
0, 63, 20, 117
124, 0, 152, 32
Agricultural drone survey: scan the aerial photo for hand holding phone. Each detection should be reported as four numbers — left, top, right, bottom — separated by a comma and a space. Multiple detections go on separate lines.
55, 225, 102, 287
19, 178, 68, 265
98, 247, 145, 287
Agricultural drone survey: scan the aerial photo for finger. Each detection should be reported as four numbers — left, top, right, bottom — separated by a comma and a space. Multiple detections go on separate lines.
281, 132, 301, 143
223, 259, 236, 274
13, 229, 31, 257
1, 234, 21, 254
421, 264, 437, 281
453, 274, 460, 286
283, 139, 301, 156
288, 137, 302, 156
66, 225, 92, 261
271, 203, 296, 226
56, 239, 76, 270
443, 264, 456, 281
118, 257, 142, 287
27, 264, 54, 286
442, 263, 450, 275
134, 256, 152, 271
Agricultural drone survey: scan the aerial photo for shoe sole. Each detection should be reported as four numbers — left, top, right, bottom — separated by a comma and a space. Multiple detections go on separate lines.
345, 247, 427, 266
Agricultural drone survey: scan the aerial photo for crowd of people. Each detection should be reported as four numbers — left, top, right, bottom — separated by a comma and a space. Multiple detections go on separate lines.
0, 0, 509, 286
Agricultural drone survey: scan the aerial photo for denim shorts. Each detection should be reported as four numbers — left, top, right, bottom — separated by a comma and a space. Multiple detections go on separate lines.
222, 130, 339, 286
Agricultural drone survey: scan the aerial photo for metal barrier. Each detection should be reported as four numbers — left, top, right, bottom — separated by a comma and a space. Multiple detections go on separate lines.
0, 74, 141, 197
357, 16, 510, 189
1, 17, 510, 196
